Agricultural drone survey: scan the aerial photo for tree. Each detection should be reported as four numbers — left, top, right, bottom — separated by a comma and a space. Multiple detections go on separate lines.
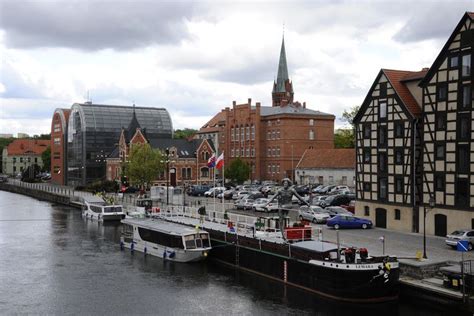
224, 158, 251, 184
124, 143, 165, 188
0, 137, 14, 173
41, 146, 51, 172
341, 105, 360, 129
334, 129, 355, 148
174, 128, 197, 139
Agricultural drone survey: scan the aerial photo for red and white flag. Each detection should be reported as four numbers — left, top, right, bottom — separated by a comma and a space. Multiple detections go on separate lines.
216, 153, 224, 169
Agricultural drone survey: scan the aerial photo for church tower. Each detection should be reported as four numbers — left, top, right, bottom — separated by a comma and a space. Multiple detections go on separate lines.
272, 36, 294, 107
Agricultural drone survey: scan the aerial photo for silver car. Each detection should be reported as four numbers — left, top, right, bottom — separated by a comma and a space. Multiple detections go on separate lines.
298, 206, 331, 224
445, 229, 474, 250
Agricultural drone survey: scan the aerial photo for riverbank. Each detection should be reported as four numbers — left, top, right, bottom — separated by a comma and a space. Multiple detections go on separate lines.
1, 180, 473, 312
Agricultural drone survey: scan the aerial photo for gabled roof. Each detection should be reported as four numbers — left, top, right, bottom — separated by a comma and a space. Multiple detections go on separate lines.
296, 148, 355, 169
383, 69, 426, 117
420, 12, 474, 86
199, 110, 227, 132
125, 107, 142, 142
6, 139, 49, 156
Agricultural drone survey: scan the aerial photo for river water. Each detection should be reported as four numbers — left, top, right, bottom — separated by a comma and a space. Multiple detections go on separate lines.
0, 191, 464, 315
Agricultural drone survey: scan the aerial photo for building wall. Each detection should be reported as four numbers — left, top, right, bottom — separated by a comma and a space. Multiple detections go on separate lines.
295, 168, 355, 187
355, 200, 414, 233
2, 151, 44, 176
51, 109, 70, 185
421, 17, 474, 213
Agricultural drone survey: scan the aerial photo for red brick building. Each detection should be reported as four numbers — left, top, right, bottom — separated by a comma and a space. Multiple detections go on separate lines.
106, 110, 216, 186
50, 108, 71, 185
196, 37, 335, 182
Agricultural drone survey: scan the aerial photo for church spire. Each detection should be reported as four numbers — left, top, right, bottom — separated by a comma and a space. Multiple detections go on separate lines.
272, 34, 294, 107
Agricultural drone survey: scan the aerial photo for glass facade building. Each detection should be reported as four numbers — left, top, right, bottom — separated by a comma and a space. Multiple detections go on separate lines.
67, 103, 173, 186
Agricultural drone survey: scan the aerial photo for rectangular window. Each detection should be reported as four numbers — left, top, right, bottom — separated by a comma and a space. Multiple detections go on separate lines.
231, 149, 234, 157
395, 176, 403, 194
363, 182, 371, 191
379, 82, 387, 98
20, 157, 23, 163
378, 152, 387, 173
309, 119, 314, 126
395, 209, 401, 220
379, 178, 388, 200
53, 152, 60, 159
363, 148, 371, 163
241, 127, 244, 141
394, 121, 404, 138
458, 113, 470, 141
364, 124, 371, 139
437, 83, 448, 101
277, 130, 280, 139
267, 147, 271, 156
395, 148, 404, 165
251, 125, 255, 140
54, 137, 61, 145
318, 176, 324, 184
231, 128, 234, 142
364, 206, 370, 216
379, 101, 387, 119
342, 176, 347, 185
54, 123, 61, 133
378, 126, 387, 147
251, 148, 255, 157
309, 130, 314, 140
462, 54, 471, 77
458, 144, 469, 174
267, 131, 271, 140
435, 143, 445, 160
435, 173, 445, 191
241, 148, 244, 157
436, 112, 446, 130
236, 128, 239, 141
246, 126, 250, 140
460, 85, 471, 110
450, 55, 459, 68
329, 176, 334, 184
276, 147, 280, 157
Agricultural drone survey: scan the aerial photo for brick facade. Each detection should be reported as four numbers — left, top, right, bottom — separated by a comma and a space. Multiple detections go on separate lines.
51, 108, 70, 185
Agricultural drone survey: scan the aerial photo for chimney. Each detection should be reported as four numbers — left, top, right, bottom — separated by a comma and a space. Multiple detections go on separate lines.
248, 98, 252, 105
256, 102, 261, 108
232, 101, 236, 106
303, 102, 306, 108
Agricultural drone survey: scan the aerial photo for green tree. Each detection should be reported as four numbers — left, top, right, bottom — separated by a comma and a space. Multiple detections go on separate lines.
341, 105, 360, 129
174, 128, 197, 139
41, 146, 51, 172
224, 158, 251, 184
0, 137, 14, 173
124, 143, 165, 188
334, 129, 355, 148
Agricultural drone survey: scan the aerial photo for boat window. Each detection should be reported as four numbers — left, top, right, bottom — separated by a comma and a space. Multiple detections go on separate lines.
90, 205, 102, 213
200, 234, 210, 248
122, 224, 133, 237
137, 227, 184, 249
196, 238, 202, 248
184, 235, 196, 249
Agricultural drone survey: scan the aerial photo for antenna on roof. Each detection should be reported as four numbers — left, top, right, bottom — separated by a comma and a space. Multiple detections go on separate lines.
283, 22, 285, 38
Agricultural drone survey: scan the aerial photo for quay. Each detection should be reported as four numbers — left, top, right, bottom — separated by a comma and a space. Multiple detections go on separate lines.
1, 180, 473, 312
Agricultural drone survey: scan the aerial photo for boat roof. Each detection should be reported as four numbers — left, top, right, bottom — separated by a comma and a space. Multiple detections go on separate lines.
82, 195, 106, 204
122, 218, 208, 236
291, 240, 339, 253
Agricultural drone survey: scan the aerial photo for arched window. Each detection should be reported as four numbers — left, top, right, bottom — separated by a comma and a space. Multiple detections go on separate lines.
200, 167, 209, 178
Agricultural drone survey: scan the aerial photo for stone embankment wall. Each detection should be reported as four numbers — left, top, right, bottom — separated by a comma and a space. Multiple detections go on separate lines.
0, 182, 74, 207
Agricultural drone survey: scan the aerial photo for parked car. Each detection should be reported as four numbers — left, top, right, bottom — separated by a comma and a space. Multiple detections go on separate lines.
188, 185, 211, 196
252, 198, 277, 212
320, 194, 356, 208
298, 206, 331, 224
295, 185, 310, 196
311, 184, 325, 193
328, 185, 350, 194
340, 200, 356, 214
204, 187, 226, 197
0, 174, 8, 183
222, 189, 235, 200
310, 195, 328, 206
232, 191, 253, 200
247, 192, 264, 200
318, 185, 336, 194
327, 215, 372, 229
325, 206, 354, 217
235, 198, 255, 210
445, 229, 474, 250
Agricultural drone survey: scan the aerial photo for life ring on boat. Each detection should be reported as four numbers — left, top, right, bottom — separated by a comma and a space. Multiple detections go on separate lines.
152, 207, 160, 213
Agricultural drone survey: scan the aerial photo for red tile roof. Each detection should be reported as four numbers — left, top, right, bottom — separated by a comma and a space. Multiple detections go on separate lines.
199, 110, 227, 132
382, 69, 427, 117
6, 139, 50, 156
296, 148, 355, 169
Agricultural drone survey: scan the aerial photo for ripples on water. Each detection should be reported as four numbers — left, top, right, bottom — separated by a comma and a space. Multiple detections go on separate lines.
0, 191, 467, 315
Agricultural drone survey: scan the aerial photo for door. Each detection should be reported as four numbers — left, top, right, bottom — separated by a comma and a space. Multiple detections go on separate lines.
170, 168, 176, 187
375, 208, 387, 228
434, 214, 447, 237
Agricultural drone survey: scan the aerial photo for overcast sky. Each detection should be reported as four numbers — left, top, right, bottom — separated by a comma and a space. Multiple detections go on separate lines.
0, 0, 473, 136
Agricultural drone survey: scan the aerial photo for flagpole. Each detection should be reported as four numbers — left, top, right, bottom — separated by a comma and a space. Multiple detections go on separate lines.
213, 152, 216, 214
222, 153, 225, 214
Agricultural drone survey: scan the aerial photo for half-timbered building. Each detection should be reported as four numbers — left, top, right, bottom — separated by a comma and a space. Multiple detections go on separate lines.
419, 12, 474, 236
354, 68, 427, 232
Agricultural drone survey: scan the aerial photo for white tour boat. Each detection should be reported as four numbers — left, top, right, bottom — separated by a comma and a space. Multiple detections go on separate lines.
82, 195, 126, 221
120, 218, 212, 262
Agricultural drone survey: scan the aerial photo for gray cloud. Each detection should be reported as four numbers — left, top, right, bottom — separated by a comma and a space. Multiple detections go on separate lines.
0, 61, 44, 99
393, 1, 472, 43
0, 0, 197, 50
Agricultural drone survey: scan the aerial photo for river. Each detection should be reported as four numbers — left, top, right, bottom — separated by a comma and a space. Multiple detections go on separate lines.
0, 190, 464, 315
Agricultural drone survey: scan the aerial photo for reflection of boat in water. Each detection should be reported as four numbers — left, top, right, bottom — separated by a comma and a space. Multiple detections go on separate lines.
121, 218, 212, 262
82, 196, 126, 221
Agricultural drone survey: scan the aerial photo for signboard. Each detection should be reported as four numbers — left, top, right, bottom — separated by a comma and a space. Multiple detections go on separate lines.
457, 240, 469, 252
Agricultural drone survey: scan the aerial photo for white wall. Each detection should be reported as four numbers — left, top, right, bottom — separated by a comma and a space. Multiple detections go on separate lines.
295, 168, 355, 187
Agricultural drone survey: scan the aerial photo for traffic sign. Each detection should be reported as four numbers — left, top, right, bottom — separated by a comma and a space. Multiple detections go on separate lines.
457, 240, 469, 252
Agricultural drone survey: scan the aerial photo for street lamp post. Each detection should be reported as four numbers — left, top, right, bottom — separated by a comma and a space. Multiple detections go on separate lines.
291, 144, 294, 183
165, 148, 170, 206
424, 196, 435, 259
